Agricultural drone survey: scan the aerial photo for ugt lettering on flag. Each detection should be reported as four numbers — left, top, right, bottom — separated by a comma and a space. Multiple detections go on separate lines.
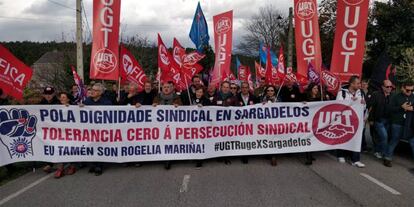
189, 2, 210, 52
90, 0, 121, 80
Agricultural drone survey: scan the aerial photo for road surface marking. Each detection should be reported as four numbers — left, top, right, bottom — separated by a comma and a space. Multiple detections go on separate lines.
0, 173, 53, 206
179, 174, 191, 193
360, 173, 401, 195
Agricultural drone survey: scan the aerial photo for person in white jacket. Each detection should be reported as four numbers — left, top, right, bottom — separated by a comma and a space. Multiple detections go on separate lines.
336, 75, 366, 168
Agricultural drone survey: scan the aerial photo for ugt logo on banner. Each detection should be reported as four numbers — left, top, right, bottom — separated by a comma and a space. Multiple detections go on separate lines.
0, 109, 37, 158
296, 0, 316, 20
312, 104, 359, 145
294, 0, 322, 77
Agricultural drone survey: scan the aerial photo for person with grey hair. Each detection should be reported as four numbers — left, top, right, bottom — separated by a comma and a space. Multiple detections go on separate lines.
82, 83, 112, 176
153, 81, 182, 170
84, 83, 112, 105
119, 83, 140, 106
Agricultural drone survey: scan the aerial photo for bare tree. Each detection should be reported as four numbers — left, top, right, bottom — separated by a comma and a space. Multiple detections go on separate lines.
122, 34, 152, 48
319, 0, 337, 65
236, 5, 288, 57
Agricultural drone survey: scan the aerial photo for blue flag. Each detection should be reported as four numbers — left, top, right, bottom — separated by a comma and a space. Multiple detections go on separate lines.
259, 42, 278, 66
189, 2, 210, 52
236, 57, 241, 79
236, 57, 241, 69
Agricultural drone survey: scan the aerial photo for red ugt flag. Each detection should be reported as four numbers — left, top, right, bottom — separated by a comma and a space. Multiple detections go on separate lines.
330, 0, 370, 82
0, 44, 33, 100
90, 0, 121, 80
294, 0, 323, 77
211, 10, 233, 88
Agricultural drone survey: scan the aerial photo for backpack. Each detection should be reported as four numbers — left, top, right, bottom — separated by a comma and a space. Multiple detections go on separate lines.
341, 89, 365, 101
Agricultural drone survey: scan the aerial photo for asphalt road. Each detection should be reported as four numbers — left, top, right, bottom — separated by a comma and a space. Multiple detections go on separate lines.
1, 146, 414, 207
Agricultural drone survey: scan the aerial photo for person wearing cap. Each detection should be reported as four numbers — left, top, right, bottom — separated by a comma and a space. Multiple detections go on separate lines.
38, 86, 59, 173
39, 86, 59, 105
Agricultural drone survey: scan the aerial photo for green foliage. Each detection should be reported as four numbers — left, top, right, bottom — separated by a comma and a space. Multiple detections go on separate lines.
396, 47, 414, 82
366, 0, 414, 79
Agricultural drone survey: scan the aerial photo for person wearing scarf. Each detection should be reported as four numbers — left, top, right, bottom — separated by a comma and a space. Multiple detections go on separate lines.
153, 81, 182, 170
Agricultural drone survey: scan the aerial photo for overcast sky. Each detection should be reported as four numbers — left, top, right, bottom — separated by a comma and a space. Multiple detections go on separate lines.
0, 0, 384, 48
0, 0, 299, 48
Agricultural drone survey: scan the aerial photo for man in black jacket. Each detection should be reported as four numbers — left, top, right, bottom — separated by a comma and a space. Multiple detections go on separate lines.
181, 75, 203, 105
236, 82, 258, 107
383, 81, 414, 167
38, 86, 59, 173
368, 80, 393, 160
83, 83, 112, 175
39, 86, 59, 105
280, 80, 303, 102
236, 82, 258, 164
137, 80, 156, 106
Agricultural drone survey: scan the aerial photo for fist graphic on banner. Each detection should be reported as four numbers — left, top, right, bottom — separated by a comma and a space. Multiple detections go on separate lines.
0, 109, 37, 158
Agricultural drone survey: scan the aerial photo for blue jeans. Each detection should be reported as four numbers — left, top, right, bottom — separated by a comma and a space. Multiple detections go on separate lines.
374, 119, 390, 155
385, 124, 414, 160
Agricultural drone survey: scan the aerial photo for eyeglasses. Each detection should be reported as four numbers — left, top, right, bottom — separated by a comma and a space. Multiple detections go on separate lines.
383, 86, 393, 88
405, 89, 414, 92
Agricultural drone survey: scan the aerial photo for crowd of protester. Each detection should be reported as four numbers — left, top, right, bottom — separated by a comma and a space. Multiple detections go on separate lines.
1, 73, 414, 178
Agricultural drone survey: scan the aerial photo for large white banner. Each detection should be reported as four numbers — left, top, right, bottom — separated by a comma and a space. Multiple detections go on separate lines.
0, 101, 364, 166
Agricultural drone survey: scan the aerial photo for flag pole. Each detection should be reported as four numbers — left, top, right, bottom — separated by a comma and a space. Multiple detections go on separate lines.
184, 76, 193, 105
118, 77, 121, 102
319, 77, 324, 101
276, 79, 285, 101
157, 67, 161, 93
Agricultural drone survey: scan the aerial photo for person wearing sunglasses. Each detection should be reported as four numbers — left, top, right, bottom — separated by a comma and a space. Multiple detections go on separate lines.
383, 81, 414, 167
261, 85, 280, 166
367, 80, 394, 162
230, 83, 239, 96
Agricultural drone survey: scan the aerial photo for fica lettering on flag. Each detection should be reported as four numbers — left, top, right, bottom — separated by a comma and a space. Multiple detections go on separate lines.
0, 44, 33, 100
120, 45, 147, 92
